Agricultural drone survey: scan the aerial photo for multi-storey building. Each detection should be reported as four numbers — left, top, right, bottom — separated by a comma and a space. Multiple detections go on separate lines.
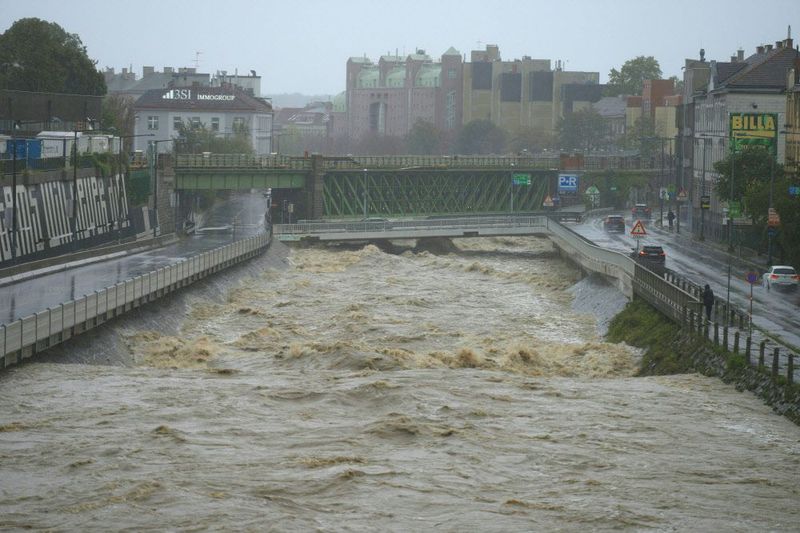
688, 34, 798, 240
105, 66, 262, 102
132, 85, 273, 155
341, 45, 600, 145
345, 48, 463, 140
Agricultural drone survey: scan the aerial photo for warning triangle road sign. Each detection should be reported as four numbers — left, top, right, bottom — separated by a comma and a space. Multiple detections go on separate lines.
630, 220, 647, 237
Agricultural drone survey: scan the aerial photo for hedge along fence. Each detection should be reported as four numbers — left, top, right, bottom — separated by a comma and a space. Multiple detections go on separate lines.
0, 232, 270, 369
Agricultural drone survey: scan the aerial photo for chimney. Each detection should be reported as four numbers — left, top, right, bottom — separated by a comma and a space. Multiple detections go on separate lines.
731, 56, 737, 62
143, 66, 154, 77
766, 44, 773, 52
757, 45, 765, 54
164, 66, 173, 74
776, 41, 783, 49
737, 49, 744, 61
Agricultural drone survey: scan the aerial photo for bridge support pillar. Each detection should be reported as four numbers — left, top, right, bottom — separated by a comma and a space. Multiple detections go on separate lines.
307, 154, 326, 220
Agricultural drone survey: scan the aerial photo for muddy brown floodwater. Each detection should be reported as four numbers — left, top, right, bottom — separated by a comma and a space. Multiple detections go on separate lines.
1, 236, 799, 531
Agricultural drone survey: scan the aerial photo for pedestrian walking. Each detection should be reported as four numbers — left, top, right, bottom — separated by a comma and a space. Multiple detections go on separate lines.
667, 209, 675, 230
702, 284, 714, 321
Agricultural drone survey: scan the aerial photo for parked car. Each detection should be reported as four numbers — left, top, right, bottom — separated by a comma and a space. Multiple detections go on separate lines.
603, 214, 626, 233
762, 265, 799, 291
631, 203, 652, 219
632, 244, 665, 266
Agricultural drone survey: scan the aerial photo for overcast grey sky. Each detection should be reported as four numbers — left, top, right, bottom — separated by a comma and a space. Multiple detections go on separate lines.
3, 0, 798, 96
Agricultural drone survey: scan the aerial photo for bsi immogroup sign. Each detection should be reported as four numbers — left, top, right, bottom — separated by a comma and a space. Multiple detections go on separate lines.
162, 89, 235, 102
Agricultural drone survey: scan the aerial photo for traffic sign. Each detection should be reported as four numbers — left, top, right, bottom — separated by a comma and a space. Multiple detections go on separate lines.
630, 220, 647, 238
728, 201, 741, 218
767, 207, 780, 226
543, 195, 554, 207
767, 226, 777, 237
512, 173, 531, 185
790, 186, 800, 197
745, 272, 760, 285
558, 174, 578, 193
677, 188, 688, 202
701, 195, 711, 209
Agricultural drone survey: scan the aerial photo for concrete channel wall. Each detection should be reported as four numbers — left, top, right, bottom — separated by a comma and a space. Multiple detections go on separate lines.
0, 233, 271, 369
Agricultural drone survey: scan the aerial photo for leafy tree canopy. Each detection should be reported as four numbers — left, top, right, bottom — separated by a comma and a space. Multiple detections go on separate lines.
509, 127, 554, 154
557, 108, 608, 152
406, 120, 442, 155
0, 18, 106, 95
457, 119, 507, 154
175, 123, 253, 155
605, 56, 662, 97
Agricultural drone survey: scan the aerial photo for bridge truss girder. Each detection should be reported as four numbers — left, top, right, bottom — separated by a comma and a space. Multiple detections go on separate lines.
175, 170, 306, 190
322, 169, 553, 218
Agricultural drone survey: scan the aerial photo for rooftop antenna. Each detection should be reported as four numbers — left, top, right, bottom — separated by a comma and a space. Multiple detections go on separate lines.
193, 51, 202, 68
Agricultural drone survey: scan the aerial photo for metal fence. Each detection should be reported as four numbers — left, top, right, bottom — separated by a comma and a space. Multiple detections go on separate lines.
0, 232, 271, 368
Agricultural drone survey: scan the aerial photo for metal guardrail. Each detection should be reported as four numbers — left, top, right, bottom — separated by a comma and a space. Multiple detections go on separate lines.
0, 232, 271, 368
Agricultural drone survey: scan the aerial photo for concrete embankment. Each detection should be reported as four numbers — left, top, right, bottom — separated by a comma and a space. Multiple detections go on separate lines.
607, 298, 800, 425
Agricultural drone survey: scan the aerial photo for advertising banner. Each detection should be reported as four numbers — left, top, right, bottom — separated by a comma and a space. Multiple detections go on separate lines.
729, 113, 777, 155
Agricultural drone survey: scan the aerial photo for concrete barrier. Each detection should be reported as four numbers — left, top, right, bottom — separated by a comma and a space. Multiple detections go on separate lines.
1, 233, 271, 369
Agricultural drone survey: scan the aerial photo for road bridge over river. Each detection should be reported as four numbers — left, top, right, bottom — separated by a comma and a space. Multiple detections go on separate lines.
174, 153, 662, 220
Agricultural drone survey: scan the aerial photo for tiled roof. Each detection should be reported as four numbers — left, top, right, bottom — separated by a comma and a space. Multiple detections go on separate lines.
716, 46, 800, 91
134, 86, 271, 112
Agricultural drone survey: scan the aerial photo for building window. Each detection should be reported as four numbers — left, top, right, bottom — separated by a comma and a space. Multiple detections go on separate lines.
190, 117, 201, 130
233, 117, 246, 133
448, 69, 456, 80
173, 116, 183, 131
211, 117, 220, 131
147, 116, 159, 130
445, 91, 456, 130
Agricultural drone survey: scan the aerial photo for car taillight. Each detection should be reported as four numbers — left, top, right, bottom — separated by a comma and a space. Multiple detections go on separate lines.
770, 274, 778, 279
659, 252, 665, 256
793, 275, 800, 281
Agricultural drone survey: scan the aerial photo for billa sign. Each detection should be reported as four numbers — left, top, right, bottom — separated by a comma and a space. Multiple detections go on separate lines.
730, 113, 777, 154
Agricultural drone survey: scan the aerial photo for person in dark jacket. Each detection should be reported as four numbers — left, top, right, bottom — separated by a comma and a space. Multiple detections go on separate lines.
702, 284, 714, 321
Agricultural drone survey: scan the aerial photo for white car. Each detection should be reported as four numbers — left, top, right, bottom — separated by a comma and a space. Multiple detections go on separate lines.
762, 265, 799, 291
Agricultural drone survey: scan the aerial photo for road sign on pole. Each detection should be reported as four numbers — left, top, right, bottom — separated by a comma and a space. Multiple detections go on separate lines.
630, 220, 647, 238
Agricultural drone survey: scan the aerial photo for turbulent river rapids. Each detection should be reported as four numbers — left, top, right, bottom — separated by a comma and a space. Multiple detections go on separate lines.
1, 236, 799, 531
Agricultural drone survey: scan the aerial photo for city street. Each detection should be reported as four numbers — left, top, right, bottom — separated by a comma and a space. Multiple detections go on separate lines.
0, 193, 269, 324
575, 211, 800, 349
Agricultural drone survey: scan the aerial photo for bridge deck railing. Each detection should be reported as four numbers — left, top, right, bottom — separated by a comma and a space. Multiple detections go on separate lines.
174, 153, 661, 171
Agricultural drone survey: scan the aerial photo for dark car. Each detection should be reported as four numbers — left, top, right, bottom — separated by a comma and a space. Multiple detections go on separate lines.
632, 244, 666, 266
603, 215, 625, 233
631, 203, 652, 220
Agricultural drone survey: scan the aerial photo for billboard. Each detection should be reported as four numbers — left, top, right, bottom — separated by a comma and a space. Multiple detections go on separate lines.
729, 113, 777, 155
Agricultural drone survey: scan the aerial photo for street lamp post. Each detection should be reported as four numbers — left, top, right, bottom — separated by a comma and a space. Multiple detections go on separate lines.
10, 125, 18, 262
700, 137, 708, 241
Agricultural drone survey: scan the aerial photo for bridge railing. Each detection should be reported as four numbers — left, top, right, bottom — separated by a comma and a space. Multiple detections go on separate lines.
274, 215, 552, 236
175, 154, 312, 170
174, 153, 661, 172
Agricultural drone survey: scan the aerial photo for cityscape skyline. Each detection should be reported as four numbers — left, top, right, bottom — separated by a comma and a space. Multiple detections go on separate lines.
3, 0, 798, 96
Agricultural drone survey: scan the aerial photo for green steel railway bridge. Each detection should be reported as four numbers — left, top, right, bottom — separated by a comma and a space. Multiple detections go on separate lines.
173, 153, 661, 220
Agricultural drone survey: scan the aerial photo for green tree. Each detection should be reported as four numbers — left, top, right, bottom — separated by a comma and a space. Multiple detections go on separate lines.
712, 146, 800, 264
457, 119, 507, 154
406, 120, 442, 154
175, 123, 253, 154
509, 127, 554, 154
0, 18, 106, 95
557, 108, 607, 152
605, 56, 662, 97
